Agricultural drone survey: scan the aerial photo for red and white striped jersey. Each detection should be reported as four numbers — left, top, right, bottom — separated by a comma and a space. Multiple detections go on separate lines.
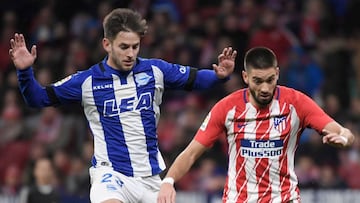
195, 86, 333, 203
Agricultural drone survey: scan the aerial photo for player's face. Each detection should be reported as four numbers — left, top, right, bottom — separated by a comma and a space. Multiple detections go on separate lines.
242, 67, 279, 108
103, 31, 140, 71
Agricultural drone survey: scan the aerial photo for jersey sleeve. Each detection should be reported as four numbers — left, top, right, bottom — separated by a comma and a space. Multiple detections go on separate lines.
17, 67, 52, 107
193, 69, 229, 90
51, 71, 85, 104
153, 59, 229, 91
195, 101, 226, 147
295, 91, 333, 133
17, 67, 86, 107
153, 59, 192, 89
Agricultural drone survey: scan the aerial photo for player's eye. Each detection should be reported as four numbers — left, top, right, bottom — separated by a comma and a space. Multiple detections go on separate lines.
254, 79, 263, 85
120, 45, 129, 50
132, 44, 139, 49
266, 78, 275, 84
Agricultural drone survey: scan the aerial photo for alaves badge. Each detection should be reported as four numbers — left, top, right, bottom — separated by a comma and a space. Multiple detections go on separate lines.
135, 72, 152, 87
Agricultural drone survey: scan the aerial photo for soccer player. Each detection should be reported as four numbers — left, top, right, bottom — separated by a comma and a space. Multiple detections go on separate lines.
9, 8, 237, 203
157, 47, 355, 203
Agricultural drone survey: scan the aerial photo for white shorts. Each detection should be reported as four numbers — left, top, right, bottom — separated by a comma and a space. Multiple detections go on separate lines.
89, 166, 161, 203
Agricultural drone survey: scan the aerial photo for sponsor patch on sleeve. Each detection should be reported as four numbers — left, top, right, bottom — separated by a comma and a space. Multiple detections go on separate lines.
53, 75, 72, 87
200, 112, 211, 131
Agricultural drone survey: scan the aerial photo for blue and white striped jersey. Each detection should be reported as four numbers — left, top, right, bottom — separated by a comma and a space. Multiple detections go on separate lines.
17, 57, 226, 177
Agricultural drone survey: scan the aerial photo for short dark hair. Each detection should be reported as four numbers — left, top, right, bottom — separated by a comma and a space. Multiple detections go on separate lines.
244, 47, 278, 71
103, 8, 147, 41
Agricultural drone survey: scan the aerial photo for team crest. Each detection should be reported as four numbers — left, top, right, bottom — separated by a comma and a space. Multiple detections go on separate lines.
274, 116, 286, 132
135, 72, 152, 87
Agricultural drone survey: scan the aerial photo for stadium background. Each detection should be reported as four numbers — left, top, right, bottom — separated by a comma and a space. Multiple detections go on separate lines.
0, 0, 360, 202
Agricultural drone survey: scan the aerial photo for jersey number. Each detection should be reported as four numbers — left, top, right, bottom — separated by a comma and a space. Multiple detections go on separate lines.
101, 173, 124, 187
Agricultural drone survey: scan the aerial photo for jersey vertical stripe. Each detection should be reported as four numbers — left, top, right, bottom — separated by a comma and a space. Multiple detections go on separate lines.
82, 76, 114, 168
269, 101, 283, 202
243, 104, 259, 202
283, 104, 301, 201
151, 65, 164, 124
133, 69, 160, 175
232, 104, 250, 203
151, 65, 166, 171
113, 72, 152, 176
95, 74, 134, 174
223, 106, 237, 202
256, 108, 271, 203
234, 105, 250, 202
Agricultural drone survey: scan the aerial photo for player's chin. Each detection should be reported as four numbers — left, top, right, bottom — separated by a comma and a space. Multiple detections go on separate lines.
121, 64, 133, 71
258, 97, 272, 106
121, 60, 134, 68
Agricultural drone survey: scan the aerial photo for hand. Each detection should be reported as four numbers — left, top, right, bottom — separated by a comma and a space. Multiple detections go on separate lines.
213, 47, 237, 79
322, 129, 348, 148
9, 33, 37, 70
157, 183, 176, 203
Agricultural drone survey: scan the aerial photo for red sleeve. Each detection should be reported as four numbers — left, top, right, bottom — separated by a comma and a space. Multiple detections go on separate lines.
194, 101, 226, 148
295, 91, 333, 133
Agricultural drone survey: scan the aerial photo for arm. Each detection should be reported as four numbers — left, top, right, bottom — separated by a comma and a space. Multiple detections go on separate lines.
294, 90, 355, 148
192, 47, 237, 90
322, 121, 355, 148
157, 140, 208, 203
17, 68, 54, 107
160, 47, 236, 90
10, 33, 53, 107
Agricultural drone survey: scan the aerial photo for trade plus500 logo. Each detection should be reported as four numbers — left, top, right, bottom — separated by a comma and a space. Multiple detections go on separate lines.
240, 139, 283, 158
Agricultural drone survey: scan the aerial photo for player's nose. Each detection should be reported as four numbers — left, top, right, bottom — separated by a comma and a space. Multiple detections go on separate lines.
260, 84, 271, 94
127, 48, 135, 58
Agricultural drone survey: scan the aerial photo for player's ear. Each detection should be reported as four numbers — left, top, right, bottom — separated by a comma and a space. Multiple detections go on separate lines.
242, 70, 249, 85
102, 38, 111, 53
275, 67, 280, 80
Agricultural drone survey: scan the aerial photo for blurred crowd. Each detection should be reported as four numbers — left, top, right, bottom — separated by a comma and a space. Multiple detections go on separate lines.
0, 0, 360, 202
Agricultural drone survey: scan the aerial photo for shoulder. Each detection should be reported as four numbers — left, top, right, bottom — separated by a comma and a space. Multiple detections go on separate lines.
277, 85, 308, 101
135, 58, 175, 73
214, 89, 246, 110
79, 63, 112, 80
53, 66, 94, 87
71, 68, 93, 82
277, 85, 298, 94
137, 57, 169, 67
223, 89, 246, 102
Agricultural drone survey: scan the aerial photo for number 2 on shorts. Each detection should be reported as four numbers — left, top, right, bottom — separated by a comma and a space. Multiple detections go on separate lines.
101, 173, 112, 183
101, 173, 124, 187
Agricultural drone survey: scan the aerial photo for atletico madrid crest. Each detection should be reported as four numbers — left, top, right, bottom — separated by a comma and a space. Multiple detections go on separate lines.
274, 116, 286, 132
